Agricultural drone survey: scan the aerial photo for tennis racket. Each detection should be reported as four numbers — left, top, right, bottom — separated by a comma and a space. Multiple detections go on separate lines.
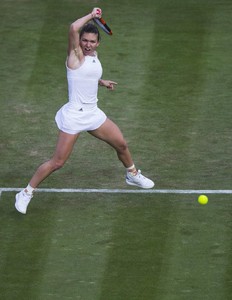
93, 17, 113, 35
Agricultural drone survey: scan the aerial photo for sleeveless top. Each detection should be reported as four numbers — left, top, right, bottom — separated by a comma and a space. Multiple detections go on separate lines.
66, 55, 103, 107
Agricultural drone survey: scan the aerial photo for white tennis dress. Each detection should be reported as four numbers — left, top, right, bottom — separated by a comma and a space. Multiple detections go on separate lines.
55, 55, 107, 134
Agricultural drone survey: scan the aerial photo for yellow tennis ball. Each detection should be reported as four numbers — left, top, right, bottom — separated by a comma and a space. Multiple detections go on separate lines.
198, 195, 208, 205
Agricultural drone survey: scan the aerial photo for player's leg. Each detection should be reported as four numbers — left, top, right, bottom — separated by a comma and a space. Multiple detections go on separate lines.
15, 130, 80, 214
89, 118, 133, 168
89, 118, 154, 189
29, 130, 79, 188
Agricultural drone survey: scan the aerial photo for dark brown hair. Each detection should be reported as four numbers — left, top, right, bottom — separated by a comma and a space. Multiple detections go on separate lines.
80, 23, 101, 42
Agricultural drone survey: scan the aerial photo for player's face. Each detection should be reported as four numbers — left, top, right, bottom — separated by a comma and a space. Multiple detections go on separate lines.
80, 33, 100, 56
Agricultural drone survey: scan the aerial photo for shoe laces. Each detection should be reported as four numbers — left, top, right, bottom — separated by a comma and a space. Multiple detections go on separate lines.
135, 169, 147, 180
23, 191, 33, 200
128, 169, 144, 179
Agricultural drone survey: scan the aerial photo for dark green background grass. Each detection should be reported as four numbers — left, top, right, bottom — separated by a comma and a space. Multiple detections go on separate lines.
0, 0, 232, 299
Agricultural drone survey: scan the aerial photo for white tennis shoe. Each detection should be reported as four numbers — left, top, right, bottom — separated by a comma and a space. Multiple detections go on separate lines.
126, 170, 154, 189
15, 190, 33, 214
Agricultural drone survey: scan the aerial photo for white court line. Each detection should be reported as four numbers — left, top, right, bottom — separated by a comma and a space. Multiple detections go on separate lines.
0, 187, 232, 194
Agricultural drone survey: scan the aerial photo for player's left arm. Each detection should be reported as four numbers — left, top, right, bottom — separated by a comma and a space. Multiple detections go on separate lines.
99, 79, 118, 90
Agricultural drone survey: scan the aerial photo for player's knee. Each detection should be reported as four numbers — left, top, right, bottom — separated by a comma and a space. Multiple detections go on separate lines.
117, 140, 128, 153
52, 160, 65, 171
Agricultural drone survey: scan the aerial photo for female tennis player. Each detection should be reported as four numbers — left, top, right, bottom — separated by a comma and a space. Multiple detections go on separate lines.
15, 7, 154, 214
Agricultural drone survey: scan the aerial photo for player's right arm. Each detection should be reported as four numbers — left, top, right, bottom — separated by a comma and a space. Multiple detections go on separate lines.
67, 8, 102, 69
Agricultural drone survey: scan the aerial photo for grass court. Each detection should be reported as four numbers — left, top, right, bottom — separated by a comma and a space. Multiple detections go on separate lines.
0, 0, 232, 299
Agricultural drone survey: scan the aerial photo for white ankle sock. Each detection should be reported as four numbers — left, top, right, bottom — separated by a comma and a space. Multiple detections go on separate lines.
25, 184, 35, 195
127, 164, 135, 171
126, 164, 137, 175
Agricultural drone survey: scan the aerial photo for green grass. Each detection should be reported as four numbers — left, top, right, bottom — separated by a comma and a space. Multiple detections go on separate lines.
1, 193, 232, 299
0, 0, 232, 299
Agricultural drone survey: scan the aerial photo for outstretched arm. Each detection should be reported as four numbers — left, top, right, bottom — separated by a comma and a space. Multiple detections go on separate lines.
99, 79, 118, 90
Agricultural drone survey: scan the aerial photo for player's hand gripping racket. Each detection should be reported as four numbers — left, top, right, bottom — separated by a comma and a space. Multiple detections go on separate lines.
93, 17, 113, 35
